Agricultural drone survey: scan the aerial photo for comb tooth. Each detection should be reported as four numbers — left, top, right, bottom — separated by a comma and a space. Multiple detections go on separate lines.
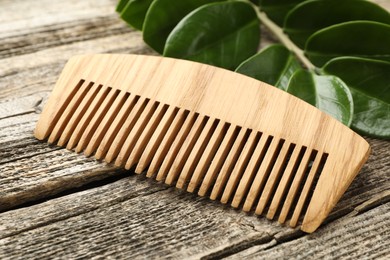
125, 103, 169, 170
84, 91, 129, 157
95, 94, 138, 160
187, 121, 227, 193
147, 109, 190, 178
266, 144, 303, 220
290, 151, 325, 227
198, 124, 237, 197
176, 118, 217, 189
48, 81, 91, 144
75, 87, 119, 153
35, 79, 85, 140
135, 106, 178, 174
278, 148, 311, 224
57, 82, 96, 146
66, 85, 106, 149
155, 111, 196, 181
231, 134, 271, 208
104, 97, 147, 163
242, 138, 281, 212
209, 127, 249, 201
115, 100, 158, 168
220, 130, 259, 204
255, 141, 292, 215
164, 115, 207, 185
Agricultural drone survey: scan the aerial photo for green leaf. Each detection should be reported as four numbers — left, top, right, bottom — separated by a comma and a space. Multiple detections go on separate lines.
235, 44, 300, 91
120, 0, 154, 30
323, 57, 390, 139
259, 0, 307, 26
143, 0, 222, 54
284, 0, 390, 48
305, 21, 390, 67
164, 1, 260, 70
287, 70, 353, 126
116, 0, 130, 13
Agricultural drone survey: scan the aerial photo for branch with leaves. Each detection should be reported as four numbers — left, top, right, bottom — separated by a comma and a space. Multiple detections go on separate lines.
116, 0, 390, 139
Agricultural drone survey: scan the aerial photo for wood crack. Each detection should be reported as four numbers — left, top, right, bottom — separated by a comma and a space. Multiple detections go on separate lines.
200, 235, 274, 260
353, 190, 390, 216
0, 110, 36, 121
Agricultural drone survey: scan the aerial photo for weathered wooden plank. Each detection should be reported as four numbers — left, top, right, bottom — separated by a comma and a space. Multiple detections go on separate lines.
1, 175, 387, 259
0, 175, 166, 239
0, 0, 117, 39
0, 176, 280, 259
0, 135, 122, 210
0, 15, 130, 59
228, 203, 390, 259
0, 114, 38, 143
0, 33, 155, 100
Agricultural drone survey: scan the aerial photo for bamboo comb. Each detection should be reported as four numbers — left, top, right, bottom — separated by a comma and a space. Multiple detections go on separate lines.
34, 54, 370, 233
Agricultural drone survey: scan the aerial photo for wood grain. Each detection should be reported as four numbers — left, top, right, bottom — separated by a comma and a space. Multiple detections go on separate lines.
0, 176, 279, 259
0, 0, 389, 258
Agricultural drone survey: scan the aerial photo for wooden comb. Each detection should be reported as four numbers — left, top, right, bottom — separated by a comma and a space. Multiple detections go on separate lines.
34, 54, 370, 233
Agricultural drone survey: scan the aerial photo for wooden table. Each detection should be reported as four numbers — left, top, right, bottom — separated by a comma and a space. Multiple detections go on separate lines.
1, 0, 389, 258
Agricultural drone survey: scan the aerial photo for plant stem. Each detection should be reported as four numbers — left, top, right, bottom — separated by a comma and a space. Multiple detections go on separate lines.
252, 5, 316, 71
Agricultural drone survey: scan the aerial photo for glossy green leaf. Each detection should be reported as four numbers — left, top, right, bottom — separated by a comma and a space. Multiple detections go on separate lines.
143, 0, 222, 54
235, 44, 300, 91
285, 0, 390, 48
116, 0, 130, 13
164, 1, 260, 70
287, 70, 353, 126
305, 21, 390, 67
323, 57, 390, 138
259, 0, 307, 26
120, 0, 154, 30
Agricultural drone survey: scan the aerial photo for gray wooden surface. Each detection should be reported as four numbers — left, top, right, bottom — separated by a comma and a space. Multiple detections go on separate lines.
0, 0, 389, 259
